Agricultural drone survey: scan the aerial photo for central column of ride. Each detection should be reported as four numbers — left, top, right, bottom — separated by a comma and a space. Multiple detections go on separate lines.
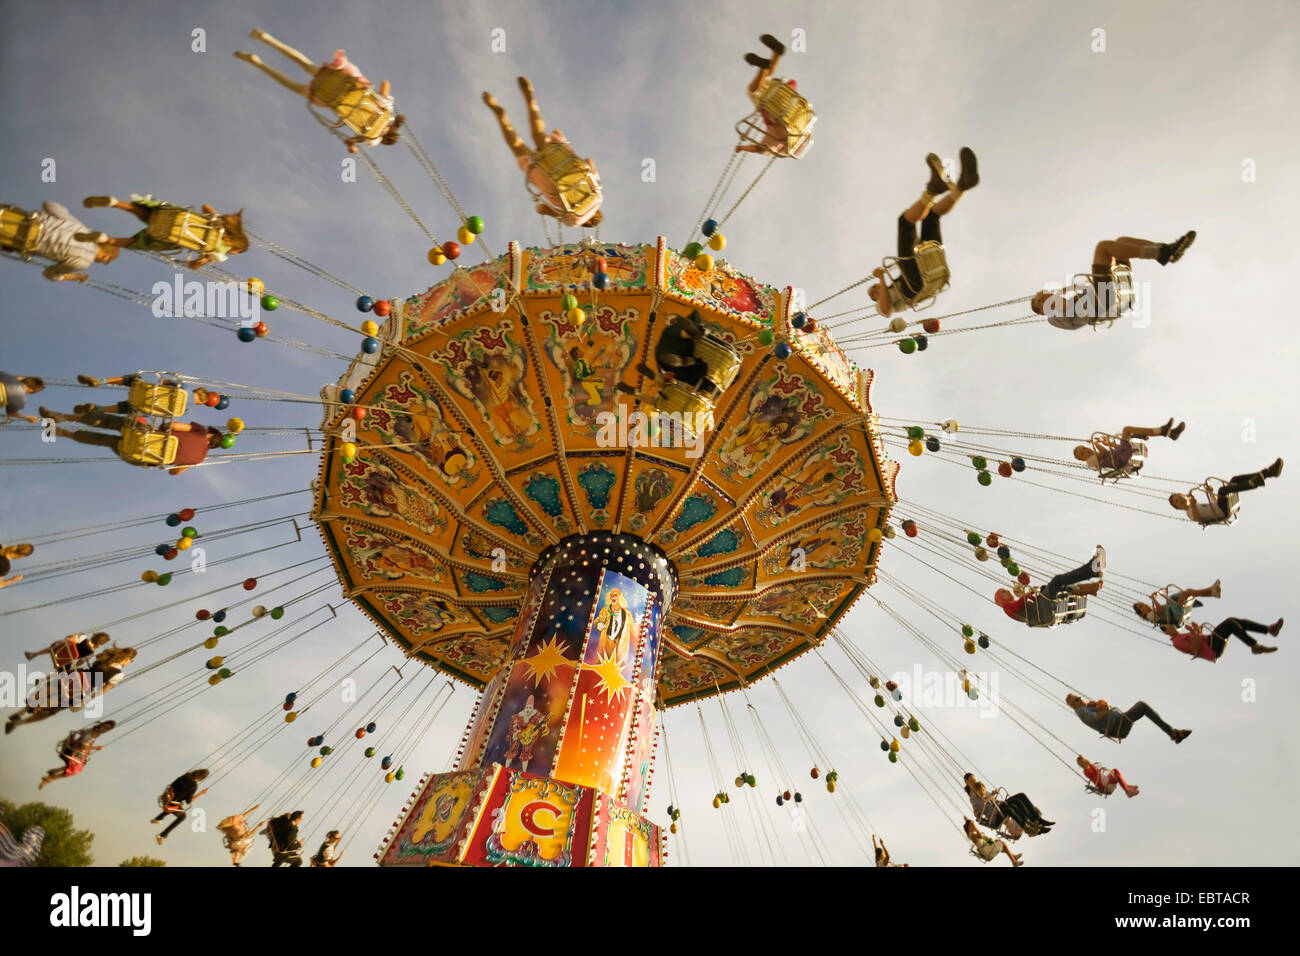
377, 532, 676, 867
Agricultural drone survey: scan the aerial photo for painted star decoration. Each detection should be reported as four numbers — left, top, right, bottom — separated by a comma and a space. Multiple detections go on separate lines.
588, 651, 633, 704
521, 636, 571, 686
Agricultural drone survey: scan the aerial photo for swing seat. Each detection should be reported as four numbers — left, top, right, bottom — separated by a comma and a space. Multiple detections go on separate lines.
117, 428, 178, 467
692, 334, 743, 396
0, 204, 42, 259
526, 142, 602, 222
1191, 478, 1239, 526
652, 383, 715, 431
127, 380, 188, 418
880, 241, 950, 311
735, 81, 816, 158
1023, 593, 1087, 628
310, 69, 394, 139
145, 208, 226, 255
1070, 264, 1135, 326
1089, 432, 1147, 482
49, 637, 88, 671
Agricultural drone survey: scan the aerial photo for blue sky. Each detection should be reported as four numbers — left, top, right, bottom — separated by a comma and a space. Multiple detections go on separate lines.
2, 0, 1299, 866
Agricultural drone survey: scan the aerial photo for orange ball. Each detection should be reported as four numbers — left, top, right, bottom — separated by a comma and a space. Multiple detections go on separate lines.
352, 407, 366, 421
373, 300, 391, 317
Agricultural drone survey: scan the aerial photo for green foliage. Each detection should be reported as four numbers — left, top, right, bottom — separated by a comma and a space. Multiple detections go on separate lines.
119, 856, 166, 867
0, 798, 94, 867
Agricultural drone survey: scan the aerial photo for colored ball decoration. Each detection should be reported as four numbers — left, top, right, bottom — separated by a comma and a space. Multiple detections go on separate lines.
757, 329, 774, 346
155, 544, 169, 556
362, 337, 380, 354
560, 293, 578, 312
974, 547, 989, 561
977, 470, 992, 486
365, 722, 376, 733
365, 747, 376, 758
907, 426, 925, 439
182, 526, 198, 539
1018, 571, 1031, 586
909, 717, 921, 732
1011, 457, 1027, 472
803, 318, 817, 333
226, 418, 244, 434
998, 461, 1013, 478
341, 441, 358, 459
967, 531, 982, 545
962, 624, 975, 637
695, 253, 714, 272
890, 739, 901, 753
260, 295, 279, 312
176, 538, 191, 551
141, 570, 158, 583
441, 240, 461, 260
270, 607, 284, 620
205, 392, 221, 407
252, 605, 267, 617
457, 225, 474, 245
682, 241, 703, 259
898, 337, 917, 354
965, 639, 977, 654
215, 395, 231, 410
874, 694, 885, 708
209, 674, 222, 686
219, 668, 231, 679
883, 524, 896, 539
566, 307, 585, 324
908, 440, 924, 456
914, 334, 929, 351
247, 278, 265, 295
196, 609, 211, 620
352, 407, 366, 421
1007, 563, 1020, 576
889, 316, 908, 333
156, 573, 172, 586
204, 638, 218, 650
465, 215, 485, 235
214, 626, 229, 637
356, 728, 366, 739
356, 296, 374, 312
903, 520, 919, 537
243, 578, 257, 591
220, 434, 236, 449
166, 513, 181, 527
791, 312, 808, 330
361, 319, 379, 337
888, 752, 899, 763
880, 740, 890, 752
320, 746, 333, 756
971, 455, 988, 470
702, 219, 718, 237
593, 271, 609, 290
373, 300, 391, 317
868, 527, 883, 542
285, 712, 297, 723
922, 318, 941, 334
207, 656, 224, 669
254, 322, 269, 338
708, 233, 726, 251
427, 247, 447, 266
381, 756, 393, 770
996, 545, 1011, 559
237, 326, 257, 343
339, 389, 355, 404
311, 757, 322, 768
925, 436, 941, 452
977, 634, 990, 649
774, 342, 792, 360
384, 772, 395, 783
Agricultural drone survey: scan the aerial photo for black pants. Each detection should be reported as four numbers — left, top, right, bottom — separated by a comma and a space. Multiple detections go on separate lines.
1217, 471, 1267, 512
1001, 793, 1052, 829
897, 212, 942, 297
1108, 701, 1175, 740
1043, 560, 1097, 599
153, 808, 187, 838
1208, 617, 1269, 656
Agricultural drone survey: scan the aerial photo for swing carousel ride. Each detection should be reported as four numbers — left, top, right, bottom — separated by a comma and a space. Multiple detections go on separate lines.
1, 24, 1286, 870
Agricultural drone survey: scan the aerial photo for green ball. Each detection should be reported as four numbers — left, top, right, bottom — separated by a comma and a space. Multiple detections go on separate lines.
874, 694, 885, 707
214, 626, 229, 637
320, 745, 333, 756
260, 295, 279, 312
182, 526, 198, 538
977, 470, 993, 486
560, 293, 578, 312
682, 242, 703, 259
906, 426, 925, 440
757, 329, 775, 346
270, 606, 284, 620
1001, 557, 1012, 568
971, 455, 988, 470
961, 624, 974, 638
1007, 563, 1020, 576
899, 338, 918, 354
157, 573, 172, 586
365, 747, 376, 758
908, 717, 920, 732
888, 751, 898, 763
967, 531, 982, 545
465, 215, 485, 234
220, 434, 236, 449
219, 668, 232, 678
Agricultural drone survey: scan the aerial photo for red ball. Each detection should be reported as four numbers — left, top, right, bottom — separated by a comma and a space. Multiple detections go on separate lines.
594, 257, 607, 272
1018, 572, 1031, 585
164, 548, 178, 560
243, 578, 257, 591
922, 319, 941, 335
283, 701, 293, 711
986, 533, 1000, 548
356, 728, 366, 739
802, 318, 817, 334
441, 241, 461, 260
998, 461, 1013, 478
373, 300, 391, 318
903, 521, 919, 538
352, 407, 366, 421
254, 321, 270, 337
196, 609, 211, 620
178, 508, 196, 521
205, 392, 221, 407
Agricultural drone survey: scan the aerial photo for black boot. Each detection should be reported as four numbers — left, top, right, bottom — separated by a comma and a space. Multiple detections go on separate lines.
744, 53, 771, 68
760, 33, 786, 55
925, 153, 949, 196
956, 147, 979, 191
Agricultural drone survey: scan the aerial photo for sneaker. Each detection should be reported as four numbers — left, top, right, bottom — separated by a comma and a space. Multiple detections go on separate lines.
925, 153, 949, 196
1252, 644, 1278, 655
1091, 545, 1107, 574
77, 375, 102, 387
1169, 421, 1187, 440
82, 196, 115, 208
760, 33, 786, 55
1269, 617, 1284, 637
4, 720, 13, 735
1170, 729, 1192, 744
1168, 230, 1196, 263
1263, 457, 1284, 479
744, 53, 771, 68
956, 147, 979, 191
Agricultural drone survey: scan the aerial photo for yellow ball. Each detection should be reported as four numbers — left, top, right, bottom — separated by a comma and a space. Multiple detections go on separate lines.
311, 757, 323, 769
708, 233, 726, 251
208, 674, 222, 686
207, 656, 224, 669
385, 772, 395, 783
566, 307, 585, 324
247, 277, 265, 295
226, 417, 244, 434
695, 253, 714, 273
142, 570, 158, 583
341, 441, 358, 459
868, 528, 883, 543
890, 739, 900, 753
204, 637, 219, 649
361, 320, 379, 337
457, 226, 475, 245
964, 639, 977, 654
252, 605, 267, 618
427, 248, 446, 266
285, 711, 297, 723
177, 537, 192, 551
908, 440, 924, 456
888, 317, 908, 333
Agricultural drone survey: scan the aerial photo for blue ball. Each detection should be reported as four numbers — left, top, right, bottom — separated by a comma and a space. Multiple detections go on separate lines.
365, 722, 376, 733
914, 334, 929, 351
237, 327, 257, 343
925, 436, 941, 452
215, 396, 230, 410
361, 337, 380, 354
791, 311, 807, 329
1011, 457, 1026, 472
593, 271, 609, 290
286, 692, 297, 703
339, 389, 355, 404
212, 609, 227, 623
155, 544, 170, 556
996, 545, 1011, 560
356, 296, 374, 312
774, 342, 793, 360
702, 218, 718, 237
166, 514, 181, 527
